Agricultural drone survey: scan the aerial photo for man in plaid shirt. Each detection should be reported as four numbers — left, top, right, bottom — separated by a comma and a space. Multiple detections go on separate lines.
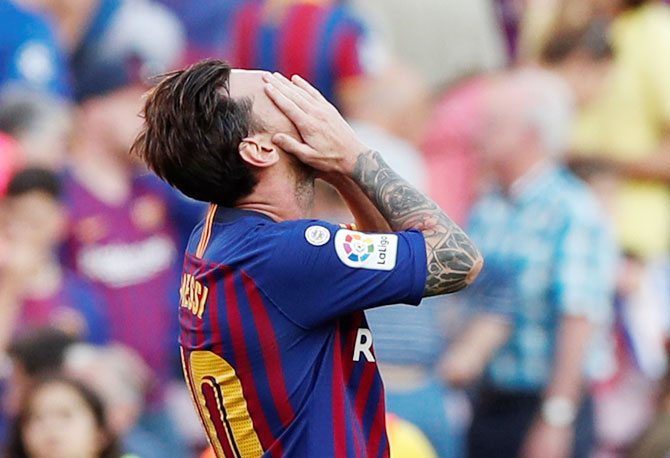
441, 70, 618, 458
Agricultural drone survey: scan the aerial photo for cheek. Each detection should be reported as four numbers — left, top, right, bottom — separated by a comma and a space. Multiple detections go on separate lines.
23, 422, 52, 455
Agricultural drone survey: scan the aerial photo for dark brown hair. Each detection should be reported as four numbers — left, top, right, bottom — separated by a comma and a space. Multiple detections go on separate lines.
6, 376, 121, 458
131, 59, 261, 206
623, 0, 652, 8
541, 20, 613, 65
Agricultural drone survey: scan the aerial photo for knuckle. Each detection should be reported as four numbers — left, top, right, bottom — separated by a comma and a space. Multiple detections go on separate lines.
301, 120, 318, 134
313, 108, 329, 121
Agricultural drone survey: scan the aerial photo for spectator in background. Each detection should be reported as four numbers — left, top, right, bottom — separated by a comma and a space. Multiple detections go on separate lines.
346, 63, 429, 175
154, 0, 244, 63
539, 20, 612, 111
0, 0, 70, 97
64, 344, 173, 458
5, 377, 122, 458
0, 168, 110, 349
420, 76, 493, 226
422, 19, 612, 227
3, 329, 78, 433
570, 2, 670, 448
20, 0, 184, 101
0, 89, 72, 171
62, 81, 185, 456
517, 0, 595, 61
442, 71, 617, 458
573, 0, 670, 261
223, 0, 387, 114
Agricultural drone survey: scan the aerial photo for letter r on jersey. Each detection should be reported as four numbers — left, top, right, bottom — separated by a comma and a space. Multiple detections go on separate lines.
353, 328, 375, 362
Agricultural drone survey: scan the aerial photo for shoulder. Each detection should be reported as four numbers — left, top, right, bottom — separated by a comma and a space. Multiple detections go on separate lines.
468, 189, 507, 224
550, 168, 611, 232
196, 214, 338, 264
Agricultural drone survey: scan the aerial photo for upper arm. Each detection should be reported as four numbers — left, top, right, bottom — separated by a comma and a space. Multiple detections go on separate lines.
251, 221, 427, 328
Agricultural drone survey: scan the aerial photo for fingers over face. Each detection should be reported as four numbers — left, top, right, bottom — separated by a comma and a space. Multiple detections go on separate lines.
272, 133, 315, 160
263, 72, 316, 112
291, 74, 329, 104
263, 83, 311, 129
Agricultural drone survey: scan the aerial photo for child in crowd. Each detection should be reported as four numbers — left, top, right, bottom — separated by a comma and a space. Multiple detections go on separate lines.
5, 376, 127, 458
0, 168, 110, 348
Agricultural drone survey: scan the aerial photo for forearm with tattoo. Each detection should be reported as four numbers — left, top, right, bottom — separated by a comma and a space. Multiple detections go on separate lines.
352, 150, 483, 295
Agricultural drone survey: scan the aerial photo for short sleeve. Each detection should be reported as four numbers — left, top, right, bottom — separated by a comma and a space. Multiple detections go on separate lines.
553, 213, 617, 323
250, 220, 426, 329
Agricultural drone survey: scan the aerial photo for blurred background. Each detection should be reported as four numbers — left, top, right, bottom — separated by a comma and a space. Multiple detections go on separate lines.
1, 0, 670, 457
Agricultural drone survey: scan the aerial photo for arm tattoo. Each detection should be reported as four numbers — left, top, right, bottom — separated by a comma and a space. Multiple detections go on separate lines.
352, 150, 482, 295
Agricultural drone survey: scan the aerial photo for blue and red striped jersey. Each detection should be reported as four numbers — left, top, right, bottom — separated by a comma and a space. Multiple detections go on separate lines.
63, 173, 180, 405
179, 206, 427, 457
225, 1, 369, 104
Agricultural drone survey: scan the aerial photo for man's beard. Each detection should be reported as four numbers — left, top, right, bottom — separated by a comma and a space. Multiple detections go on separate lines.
292, 158, 317, 215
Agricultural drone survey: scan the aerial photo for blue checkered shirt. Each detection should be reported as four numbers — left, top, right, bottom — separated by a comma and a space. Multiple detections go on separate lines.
466, 165, 617, 391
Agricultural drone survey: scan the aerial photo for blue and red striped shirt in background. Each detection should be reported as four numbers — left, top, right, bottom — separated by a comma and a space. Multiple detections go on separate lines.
227, 0, 368, 104
160, 0, 374, 107
63, 173, 182, 406
179, 206, 427, 457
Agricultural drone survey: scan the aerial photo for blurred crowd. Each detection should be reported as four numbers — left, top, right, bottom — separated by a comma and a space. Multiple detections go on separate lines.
1, 0, 670, 457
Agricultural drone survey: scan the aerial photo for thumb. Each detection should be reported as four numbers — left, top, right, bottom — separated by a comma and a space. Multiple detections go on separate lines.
272, 133, 315, 160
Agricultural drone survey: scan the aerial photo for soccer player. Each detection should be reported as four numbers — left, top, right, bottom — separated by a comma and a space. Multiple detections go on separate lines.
132, 59, 483, 457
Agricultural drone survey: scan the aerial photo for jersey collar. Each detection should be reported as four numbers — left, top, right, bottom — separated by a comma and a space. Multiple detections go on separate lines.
214, 207, 276, 224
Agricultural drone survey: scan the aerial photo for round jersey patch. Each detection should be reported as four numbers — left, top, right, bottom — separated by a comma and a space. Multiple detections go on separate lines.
305, 225, 331, 247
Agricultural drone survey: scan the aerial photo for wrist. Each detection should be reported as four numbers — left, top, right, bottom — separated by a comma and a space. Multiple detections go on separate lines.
540, 396, 577, 428
342, 144, 370, 177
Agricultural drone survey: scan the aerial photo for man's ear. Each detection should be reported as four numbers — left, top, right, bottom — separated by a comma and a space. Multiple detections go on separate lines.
238, 136, 279, 168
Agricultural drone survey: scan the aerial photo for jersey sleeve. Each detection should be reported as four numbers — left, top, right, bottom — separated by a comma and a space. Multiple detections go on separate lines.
250, 220, 427, 329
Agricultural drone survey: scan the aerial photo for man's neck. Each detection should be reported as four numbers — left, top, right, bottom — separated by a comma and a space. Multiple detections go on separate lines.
507, 157, 552, 198
235, 172, 313, 222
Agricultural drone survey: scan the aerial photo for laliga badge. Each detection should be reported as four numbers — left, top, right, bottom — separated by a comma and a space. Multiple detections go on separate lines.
335, 229, 398, 271
305, 225, 331, 247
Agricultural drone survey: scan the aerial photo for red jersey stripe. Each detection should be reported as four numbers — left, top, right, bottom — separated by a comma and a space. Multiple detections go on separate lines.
241, 271, 295, 428
232, 2, 261, 69
221, 266, 279, 455
205, 263, 223, 355
366, 392, 388, 458
334, 25, 363, 80
279, 4, 326, 81
332, 327, 347, 457
354, 365, 376, 420
352, 421, 363, 458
